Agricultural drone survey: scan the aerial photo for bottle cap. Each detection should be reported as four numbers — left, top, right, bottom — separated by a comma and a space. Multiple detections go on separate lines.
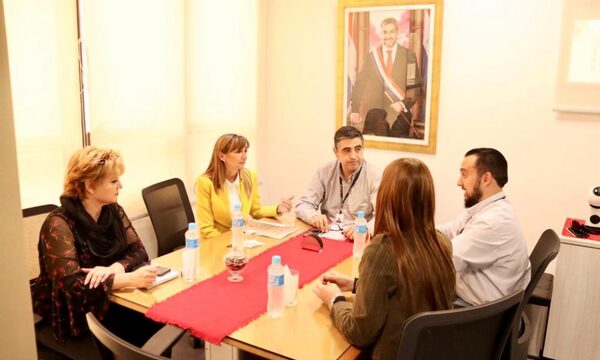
272, 255, 281, 265
188, 222, 197, 230
357, 210, 365, 218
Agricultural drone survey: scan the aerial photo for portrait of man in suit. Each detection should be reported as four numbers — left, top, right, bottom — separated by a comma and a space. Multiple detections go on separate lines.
343, 7, 436, 144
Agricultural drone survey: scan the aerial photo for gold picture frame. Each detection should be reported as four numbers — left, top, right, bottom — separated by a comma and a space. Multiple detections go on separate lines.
337, 0, 443, 153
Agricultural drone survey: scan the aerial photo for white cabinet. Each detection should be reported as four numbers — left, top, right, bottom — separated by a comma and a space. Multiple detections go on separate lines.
544, 236, 600, 359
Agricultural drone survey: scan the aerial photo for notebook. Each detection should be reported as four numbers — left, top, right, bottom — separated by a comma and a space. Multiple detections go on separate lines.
149, 269, 179, 288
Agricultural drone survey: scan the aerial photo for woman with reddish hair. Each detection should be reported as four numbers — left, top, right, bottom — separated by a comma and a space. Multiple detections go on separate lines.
314, 158, 456, 359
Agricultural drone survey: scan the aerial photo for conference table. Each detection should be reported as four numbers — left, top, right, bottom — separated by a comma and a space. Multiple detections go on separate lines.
110, 220, 361, 359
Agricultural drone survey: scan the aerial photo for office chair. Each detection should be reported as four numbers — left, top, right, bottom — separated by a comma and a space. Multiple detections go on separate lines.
142, 178, 195, 257
504, 229, 560, 360
86, 312, 187, 360
23, 204, 94, 359
23, 204, 58, 280
396, 290, 524, 360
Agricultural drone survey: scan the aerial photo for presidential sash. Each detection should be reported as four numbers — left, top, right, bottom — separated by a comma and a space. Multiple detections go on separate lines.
372, 46, 407, 104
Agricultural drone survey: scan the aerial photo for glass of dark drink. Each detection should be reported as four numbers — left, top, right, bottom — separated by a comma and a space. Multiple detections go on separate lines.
223, 250, 249, 282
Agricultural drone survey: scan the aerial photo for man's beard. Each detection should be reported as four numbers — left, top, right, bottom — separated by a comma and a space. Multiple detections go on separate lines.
464, 182, 483, 208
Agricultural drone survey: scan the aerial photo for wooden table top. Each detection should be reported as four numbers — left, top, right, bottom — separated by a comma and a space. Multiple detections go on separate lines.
111, 220, 360, 359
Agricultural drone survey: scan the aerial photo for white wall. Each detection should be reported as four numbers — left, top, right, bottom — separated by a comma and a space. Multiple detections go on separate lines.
186, 0, 261, 190
0, 0, 37, 356
258, 0, 600, 273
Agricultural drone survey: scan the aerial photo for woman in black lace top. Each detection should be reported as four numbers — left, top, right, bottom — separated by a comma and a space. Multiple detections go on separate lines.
32, 147, 158, 345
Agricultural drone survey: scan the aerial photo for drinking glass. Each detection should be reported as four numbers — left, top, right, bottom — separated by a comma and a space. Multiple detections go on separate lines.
223, 250, 249, 282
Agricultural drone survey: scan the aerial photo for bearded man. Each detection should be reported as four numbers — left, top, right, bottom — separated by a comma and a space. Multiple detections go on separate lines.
438, 148, 530, 306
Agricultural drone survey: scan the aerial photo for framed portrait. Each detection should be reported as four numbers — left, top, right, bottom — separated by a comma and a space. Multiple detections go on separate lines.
337, 0, 443, 153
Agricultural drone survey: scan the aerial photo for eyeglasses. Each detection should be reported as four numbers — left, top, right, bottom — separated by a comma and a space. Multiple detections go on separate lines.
329, 223, 344, 232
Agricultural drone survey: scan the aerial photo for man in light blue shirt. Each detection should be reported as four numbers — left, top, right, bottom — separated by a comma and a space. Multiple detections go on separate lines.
438, 148, 530, 305
295, 126, 380, 239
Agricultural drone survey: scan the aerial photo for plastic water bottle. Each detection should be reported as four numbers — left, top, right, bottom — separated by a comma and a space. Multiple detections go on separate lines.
182, 222, 199, 283
267, 255, 285, 318
231, 204, 245, 251
353, 211, 367, 258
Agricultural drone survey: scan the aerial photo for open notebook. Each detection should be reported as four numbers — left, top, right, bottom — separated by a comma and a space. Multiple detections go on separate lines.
246, 219, 297, 239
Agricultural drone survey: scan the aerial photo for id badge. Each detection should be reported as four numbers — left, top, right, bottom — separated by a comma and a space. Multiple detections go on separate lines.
335, 213, 345, 224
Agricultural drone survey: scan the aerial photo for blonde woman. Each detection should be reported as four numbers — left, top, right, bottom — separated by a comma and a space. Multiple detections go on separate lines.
314, 158, 456, 359
196, 134, 292, 239
32, 147, 159, 355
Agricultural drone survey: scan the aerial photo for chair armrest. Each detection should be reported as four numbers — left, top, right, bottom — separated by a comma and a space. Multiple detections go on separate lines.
140, 324, 185, 356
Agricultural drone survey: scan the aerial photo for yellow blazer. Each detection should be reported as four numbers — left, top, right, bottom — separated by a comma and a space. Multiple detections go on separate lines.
195, 168, 278, 239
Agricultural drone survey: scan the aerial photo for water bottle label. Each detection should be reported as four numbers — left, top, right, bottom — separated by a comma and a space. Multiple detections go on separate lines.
356, 224, 367, 234
268, 274, 284, 287
233, 218, 245, 227
186, 238, 198, 248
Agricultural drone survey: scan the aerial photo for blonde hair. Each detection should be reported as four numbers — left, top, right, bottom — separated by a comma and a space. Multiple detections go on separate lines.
203, 134, 251, 194
62, 146, 125, 199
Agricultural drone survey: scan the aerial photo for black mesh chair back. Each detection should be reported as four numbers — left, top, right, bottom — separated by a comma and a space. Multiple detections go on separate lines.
504, 229, 561, 359
142, 178, 195, 257
396, 290, 524, 360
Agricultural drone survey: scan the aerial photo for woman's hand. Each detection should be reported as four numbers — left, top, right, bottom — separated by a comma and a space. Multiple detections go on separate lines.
321, 271, 354, 292
277, 196, 294, 215
109, 262, 126, 274
82, 266, 115, 289
128, 265, 158, 289
313, 282, 342, 308
82, 262, 126, 289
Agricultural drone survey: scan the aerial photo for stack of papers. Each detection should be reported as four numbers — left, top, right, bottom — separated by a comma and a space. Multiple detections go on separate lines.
246, 219, 298, 239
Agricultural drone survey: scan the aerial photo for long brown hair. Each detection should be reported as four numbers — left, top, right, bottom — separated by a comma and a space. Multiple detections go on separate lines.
203, 134, 251, 194
374, 158, 455, 314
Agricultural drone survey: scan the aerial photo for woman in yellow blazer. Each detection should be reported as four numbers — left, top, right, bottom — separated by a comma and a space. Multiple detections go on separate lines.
196, 134, 293, 239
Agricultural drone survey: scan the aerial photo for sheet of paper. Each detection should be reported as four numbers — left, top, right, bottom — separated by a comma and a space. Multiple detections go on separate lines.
319, 230, 346, 241
247, 219, 298, 239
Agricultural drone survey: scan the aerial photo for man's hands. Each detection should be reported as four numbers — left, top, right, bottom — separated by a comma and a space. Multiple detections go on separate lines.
342, 224, 356, 240
349, 113, 362, 124
309, 214, 329, 233
391, 101, 407, 113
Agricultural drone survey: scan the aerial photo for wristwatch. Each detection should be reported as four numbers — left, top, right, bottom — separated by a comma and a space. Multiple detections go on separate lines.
329, 294, 347, 309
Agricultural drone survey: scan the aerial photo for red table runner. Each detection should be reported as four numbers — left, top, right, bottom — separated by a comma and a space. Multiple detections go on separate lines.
145, 233, 352, 344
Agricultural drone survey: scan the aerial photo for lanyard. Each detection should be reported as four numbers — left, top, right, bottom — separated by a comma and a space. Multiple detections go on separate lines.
338, 166, 363, 214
